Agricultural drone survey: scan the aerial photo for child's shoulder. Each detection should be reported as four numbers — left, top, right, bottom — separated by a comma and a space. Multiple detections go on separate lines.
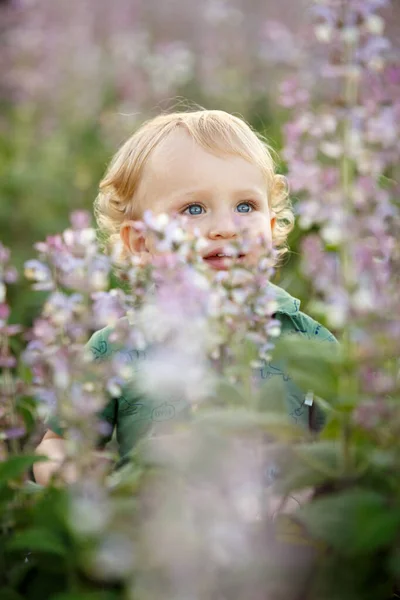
87, 317, 141, 362
270, 283, 338, 344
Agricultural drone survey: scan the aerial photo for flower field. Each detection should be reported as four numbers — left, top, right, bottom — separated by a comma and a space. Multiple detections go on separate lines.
1, 1, 400, 598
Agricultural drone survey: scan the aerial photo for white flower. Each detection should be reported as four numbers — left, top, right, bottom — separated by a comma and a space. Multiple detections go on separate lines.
232, 289, 248, 305
299, 215, 313, 230
213, 270, 229, 283
327, 305, 347, 329
320, 141, 342, 159
90, 271, 108, 291
368, 56, 385, 72
70, 493, 110, 535
348, 129, 363, 157
92, 534, 134, 579
24, 260, 52, 283
341, 27, 359, 44
221, 300, 240, 316
195, 237, 209, 252
63, 229, 75, 246
321, 224, 343, 246
191, 271, 210, 291
366, 15, 384, 36
136, 347, 214, 404
298, 112, 313, 131
79, 228, 97, 244
138, 303, 171, 343
145, 211, 169, 232
111, 240, 125, 263
54, 368, 69, 389
169, 225, 186, 244
315, 24, 333, 43
83, 382, 95, 393
107, 379, 122, 397
321, 114, 337, 134
230, 268, 252, 286
352, 289, 374, 313
268, 325, 281, 338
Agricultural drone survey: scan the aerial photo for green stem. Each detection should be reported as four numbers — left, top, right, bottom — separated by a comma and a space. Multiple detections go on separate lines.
0, 329, 19, 456
338, 12, 360, 474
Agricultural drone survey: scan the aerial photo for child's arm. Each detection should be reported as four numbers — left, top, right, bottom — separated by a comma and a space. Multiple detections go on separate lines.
34, 430, 111, 486
33, 430, 78, 485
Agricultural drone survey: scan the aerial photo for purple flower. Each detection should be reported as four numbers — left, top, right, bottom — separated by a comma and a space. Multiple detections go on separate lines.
24, 259, 53, 291
0, 355, 17, 368
4, 267, 18, 284
70, 210, 92, 230
31, 318, 57, 344
91, 289, 127, 328
0, 303, 10, 322
4, 427, 25, 440
353, 398, 393, 430
0, 243, 10, 264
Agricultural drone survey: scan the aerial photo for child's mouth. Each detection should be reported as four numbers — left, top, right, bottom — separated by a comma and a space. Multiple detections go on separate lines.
203, 251, 246, 270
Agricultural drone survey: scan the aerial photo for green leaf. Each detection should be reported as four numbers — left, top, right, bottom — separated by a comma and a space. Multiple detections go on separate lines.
273, 336, 342, 402
7, 527, 66, 556
296, 441, 343, 473
276, 441, 343, 494
320, 415, 342, 439
0, 455, 47, 486
0, 589, 24, 600
367, 449, 397, 471
231, 338, 259, 366
15, 396, 37, 431
196, 408, 306, 441
388, 546, 400, 580
298, 489, 400, 556
16, 358, 33, 384
214, 380, 246, 407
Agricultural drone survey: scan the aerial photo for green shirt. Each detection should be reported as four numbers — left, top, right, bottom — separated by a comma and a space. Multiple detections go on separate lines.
48, 283, 337, 460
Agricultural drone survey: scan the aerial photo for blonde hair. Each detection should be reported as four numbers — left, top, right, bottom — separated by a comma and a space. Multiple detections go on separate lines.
95, 109, 294, 262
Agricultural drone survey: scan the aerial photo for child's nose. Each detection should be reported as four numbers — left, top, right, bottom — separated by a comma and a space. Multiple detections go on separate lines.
208, 212, 238, 240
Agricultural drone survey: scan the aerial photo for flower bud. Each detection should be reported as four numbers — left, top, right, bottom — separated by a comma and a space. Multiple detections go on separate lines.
315, 24, 333, 43
341, 27, 359, 44
365, 15, 385, 36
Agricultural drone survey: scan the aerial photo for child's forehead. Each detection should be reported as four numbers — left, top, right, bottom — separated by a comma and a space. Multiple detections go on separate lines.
143, 128, 263, 182
148, 128, 218, 172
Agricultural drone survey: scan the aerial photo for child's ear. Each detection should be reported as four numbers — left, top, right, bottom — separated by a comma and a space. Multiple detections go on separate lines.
120, 220, 148, 255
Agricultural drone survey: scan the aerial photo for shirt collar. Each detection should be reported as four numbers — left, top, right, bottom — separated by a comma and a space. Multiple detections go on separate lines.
268, 282, 301, 316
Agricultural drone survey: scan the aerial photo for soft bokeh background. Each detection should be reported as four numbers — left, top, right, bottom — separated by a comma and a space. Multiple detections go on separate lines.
1, 0, 399, 325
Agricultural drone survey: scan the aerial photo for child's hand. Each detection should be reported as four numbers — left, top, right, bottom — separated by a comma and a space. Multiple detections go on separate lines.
60, 450, 112, 485
58, 460, 79, 484
34, 431, 112, 485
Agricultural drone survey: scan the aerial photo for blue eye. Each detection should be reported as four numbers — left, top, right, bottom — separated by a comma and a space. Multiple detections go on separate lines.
183, 204, 204, 216
236, 202, 253, 213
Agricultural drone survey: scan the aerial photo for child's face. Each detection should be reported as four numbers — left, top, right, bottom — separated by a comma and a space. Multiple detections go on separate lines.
122, 129, 275, 270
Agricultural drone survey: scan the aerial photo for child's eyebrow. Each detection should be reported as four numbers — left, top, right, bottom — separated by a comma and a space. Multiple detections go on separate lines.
233, 187, 266, 200
170, 187, 266, 203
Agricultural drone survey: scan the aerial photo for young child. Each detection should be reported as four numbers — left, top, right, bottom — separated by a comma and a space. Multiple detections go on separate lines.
33, 109, 337, 486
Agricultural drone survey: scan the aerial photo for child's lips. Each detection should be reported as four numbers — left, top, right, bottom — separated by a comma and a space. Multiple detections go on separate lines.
202, 253, 246, 270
